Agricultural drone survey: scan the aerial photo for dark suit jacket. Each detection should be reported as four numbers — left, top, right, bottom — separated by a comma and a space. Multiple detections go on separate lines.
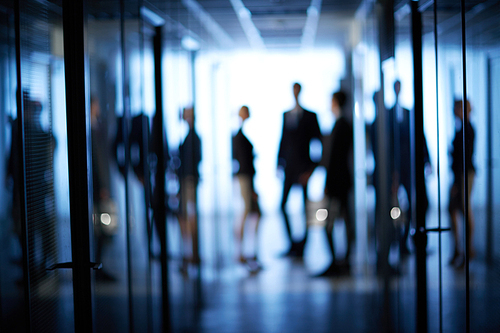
278, 108, 321, 179
232, 128, 255, 177
392, 104, 430, 211
325, 116, 353, 198
451, 121, 475, 185
179, 127, 202, 181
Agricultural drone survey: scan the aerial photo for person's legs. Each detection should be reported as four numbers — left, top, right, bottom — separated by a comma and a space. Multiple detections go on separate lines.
341, 196, 353, 262
467, 171, 475, 259
400, 182, 412, 255
237, 175, 252, 262
376, 202, 395, 275
291, 182, 309, 256
325, 204, 335, 261
251, 196, 262, 261
189, 179, 200, 264
448, 184, 461, 264
280, 176, 294, 244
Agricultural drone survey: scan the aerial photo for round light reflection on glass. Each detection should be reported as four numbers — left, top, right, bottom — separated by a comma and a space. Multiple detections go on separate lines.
390, 207, 401, 220
101, 213, 111, 226
316, 209, 328, 221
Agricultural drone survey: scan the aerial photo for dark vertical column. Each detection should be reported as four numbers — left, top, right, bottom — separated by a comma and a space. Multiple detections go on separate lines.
411, 1, 427, 333
153, 25, 171, 333
486, 56, 493, 265
433, 1, 444, 332
14, 2, 31, 331
62, 0, 94, 332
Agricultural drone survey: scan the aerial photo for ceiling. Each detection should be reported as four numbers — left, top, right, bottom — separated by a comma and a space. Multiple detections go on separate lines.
46, 0, 500, 51
140, 0, 364, 51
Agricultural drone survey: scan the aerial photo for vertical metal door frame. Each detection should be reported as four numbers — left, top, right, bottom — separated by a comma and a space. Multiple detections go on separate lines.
411, 1, 428, 332
62, 0, 94, 332
153, 25, 171, 333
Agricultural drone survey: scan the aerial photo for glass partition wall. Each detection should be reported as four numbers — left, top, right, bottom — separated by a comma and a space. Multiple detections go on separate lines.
0, 1, 74, 332
391, 0, 500, 331
87, 1, 159, 332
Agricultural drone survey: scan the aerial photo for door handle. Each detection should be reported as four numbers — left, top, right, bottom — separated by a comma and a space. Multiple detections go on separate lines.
425, 227, 451, 233
47, 262, 102, 270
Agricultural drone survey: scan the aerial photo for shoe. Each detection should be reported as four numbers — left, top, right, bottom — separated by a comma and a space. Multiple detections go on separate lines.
399, 245, 411, 257
337, 260, 351, 275
245, 258, 263, 273
448, 251, 460, 266
314, 263, 342, 277
238, 256, 247, 264
280, 242, 303, 258
469, 248, 476, 260
376, 263, 400, 277
96, 270, 117, 282
455, 256, 465, 270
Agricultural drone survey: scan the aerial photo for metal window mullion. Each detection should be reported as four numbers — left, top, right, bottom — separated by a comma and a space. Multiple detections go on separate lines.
62, 0, 94, 332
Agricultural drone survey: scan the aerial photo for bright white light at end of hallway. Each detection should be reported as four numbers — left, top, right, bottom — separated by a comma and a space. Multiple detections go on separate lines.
316, 209, 328, 221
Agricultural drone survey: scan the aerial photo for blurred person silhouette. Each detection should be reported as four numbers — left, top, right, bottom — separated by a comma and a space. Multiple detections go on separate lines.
277, 82, 322, 257
448, 99, 475, 268
178, 106, 202, 272
370, 90, 399, 276
232, 106, 262, 271
8, 91, 57, 276
6, 106, 22, 258
91, 95, 117, 281
317, 91, 353, 277
392, 80, 430, 256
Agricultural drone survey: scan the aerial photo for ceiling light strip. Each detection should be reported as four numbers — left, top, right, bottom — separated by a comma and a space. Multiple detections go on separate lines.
229, 0, 266, 50
301, 0, 322, 49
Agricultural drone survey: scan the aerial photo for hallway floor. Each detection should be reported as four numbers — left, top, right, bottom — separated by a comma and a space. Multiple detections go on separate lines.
165, 206, 500, 333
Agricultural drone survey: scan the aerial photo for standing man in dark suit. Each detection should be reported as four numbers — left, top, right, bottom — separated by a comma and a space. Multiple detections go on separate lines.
393, 80, 430, 257
278, 82, 322, 257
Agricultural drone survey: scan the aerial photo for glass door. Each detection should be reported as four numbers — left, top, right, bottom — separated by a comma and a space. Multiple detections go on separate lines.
5, 1, 74, 332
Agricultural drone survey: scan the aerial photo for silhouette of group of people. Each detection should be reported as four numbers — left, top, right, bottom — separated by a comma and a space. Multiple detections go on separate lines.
370, 81, 430, 276
4, 81, 477, 286
229, 80, 476, 278
229, 83, 353, 275
369, 80, 476, 275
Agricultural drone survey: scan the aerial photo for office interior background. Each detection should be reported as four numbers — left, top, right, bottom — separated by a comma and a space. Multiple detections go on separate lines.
1, 0, 500, 332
